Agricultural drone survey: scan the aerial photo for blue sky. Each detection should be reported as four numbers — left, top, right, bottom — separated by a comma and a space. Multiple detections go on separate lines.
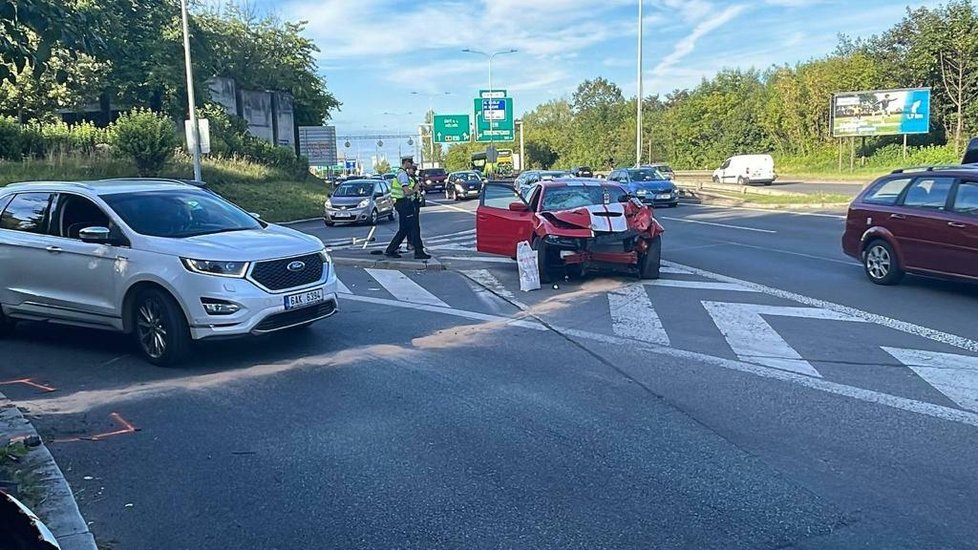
247, 0, 941, 161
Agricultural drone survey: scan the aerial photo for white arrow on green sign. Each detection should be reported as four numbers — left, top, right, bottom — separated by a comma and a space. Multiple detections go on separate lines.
433, 114, 471, 143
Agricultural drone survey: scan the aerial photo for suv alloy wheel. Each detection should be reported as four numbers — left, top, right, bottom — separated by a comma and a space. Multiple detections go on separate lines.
133, 288, 191, 366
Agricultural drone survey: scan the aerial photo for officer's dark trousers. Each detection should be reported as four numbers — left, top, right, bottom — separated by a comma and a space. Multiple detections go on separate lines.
386, 198, 418, 254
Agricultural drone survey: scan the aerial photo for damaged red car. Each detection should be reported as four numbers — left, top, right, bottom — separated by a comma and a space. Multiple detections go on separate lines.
476, 180, 664, 282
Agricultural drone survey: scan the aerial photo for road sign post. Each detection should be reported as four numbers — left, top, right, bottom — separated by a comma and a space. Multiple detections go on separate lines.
433, 114, 471, 143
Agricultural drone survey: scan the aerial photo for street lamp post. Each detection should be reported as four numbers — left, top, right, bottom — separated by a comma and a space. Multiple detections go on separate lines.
179, 0, 202, 181
636, 0, 644, 167
411, 91, 451, 167
462, 48, 518, 167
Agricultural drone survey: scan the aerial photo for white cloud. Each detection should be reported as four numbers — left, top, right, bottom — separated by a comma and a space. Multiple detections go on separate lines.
651, 4, 748, 74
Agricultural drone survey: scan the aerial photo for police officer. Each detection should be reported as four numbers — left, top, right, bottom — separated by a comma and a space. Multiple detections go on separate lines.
384, 159, 431, 259
408, 162, 428, 257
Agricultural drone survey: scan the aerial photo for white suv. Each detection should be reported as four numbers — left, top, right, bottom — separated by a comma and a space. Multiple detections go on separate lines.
0, 179, 339, 365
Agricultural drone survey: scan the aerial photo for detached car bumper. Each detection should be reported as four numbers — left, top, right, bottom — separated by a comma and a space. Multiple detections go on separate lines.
184, 266, 339, 340
325, 206, 370, 223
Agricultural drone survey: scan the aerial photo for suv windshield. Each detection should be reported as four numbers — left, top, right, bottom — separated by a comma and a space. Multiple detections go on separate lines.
334, 182, 374, 197
103, 189, 262, 238
627, 168, 666, 182
542, 185, 628, 210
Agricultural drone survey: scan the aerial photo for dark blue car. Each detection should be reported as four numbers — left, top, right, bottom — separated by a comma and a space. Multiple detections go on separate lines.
607, 167, 679, 207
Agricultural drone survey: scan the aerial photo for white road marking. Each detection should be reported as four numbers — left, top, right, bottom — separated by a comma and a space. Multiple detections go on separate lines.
426, 200, 477, 215
335, 277, 351, 294
659, 216, 777, 233
462, 269, 529, 310
364, 269, 449, 308
428, 242, 475, 251
702, 301, 868, 377
608, 284, 670, 345
644, 280, 757, 293
882, 347, 978, 412
660, 266, 692, 274
684, 203, 848, 219
442, 256, 514, 264
720, 240, 855, 266
666, 260, 978, 354
426, 229, 477, 244
340, 292, 978, 428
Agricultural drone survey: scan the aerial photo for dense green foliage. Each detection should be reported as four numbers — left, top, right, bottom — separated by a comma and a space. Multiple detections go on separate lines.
456, 0, 975, 172
0, 1, 340, 124
109, 109, 178, 175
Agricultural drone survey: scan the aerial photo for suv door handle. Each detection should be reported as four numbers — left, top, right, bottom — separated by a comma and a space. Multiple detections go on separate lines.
889, 214, 906, 220
948, 221, 967, 228
45, 246, 62, 253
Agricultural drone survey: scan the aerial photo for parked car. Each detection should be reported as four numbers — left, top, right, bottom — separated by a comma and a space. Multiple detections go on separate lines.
712, 154, 776, 185
0, 179, 339, 365
418, 168, 448, 192
570, 166, 594, 178
445, 171, 484, 200
608, 167, 679, 207
642, 163, 676, 180
476, 179, 664, 282
325, 179, 395, 226
513, 170, 573, 195
842, 166, 978, 285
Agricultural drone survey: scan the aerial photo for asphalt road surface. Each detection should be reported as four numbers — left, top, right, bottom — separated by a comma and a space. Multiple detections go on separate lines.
3, 197, 978, 549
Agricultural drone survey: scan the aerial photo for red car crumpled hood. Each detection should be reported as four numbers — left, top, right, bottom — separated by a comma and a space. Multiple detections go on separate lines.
539, 200, 657, 234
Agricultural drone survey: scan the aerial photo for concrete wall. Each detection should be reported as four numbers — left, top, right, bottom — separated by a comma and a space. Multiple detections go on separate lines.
207, 77, 238, 116
272, 92, 295, 148
239, 90, 274, 142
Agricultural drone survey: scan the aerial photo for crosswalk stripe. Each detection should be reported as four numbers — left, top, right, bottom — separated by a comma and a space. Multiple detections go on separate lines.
364, 268, 449, 308
336, 277, 351, 294
427, 236, 477, 245
644, 280, 756, 292
462, 269, 529, 310
428, 242, 475, 251
442, 256, 513, 263
608, 284, 670, 346
660, 266, 691, 274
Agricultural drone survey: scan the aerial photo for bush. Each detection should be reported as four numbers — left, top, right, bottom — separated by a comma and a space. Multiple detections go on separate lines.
0, 117, 22, 161
19, 122, 45, 159
110, 109, 178, 176
69, 121, 108, 155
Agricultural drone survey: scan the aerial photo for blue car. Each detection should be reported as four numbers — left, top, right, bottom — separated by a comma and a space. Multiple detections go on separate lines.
607, 167, 679, 207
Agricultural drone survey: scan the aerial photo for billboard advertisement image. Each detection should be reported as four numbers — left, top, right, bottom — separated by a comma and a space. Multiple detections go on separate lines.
831, 88, 930, 137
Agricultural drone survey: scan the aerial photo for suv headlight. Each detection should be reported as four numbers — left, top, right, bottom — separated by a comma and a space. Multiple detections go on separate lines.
357, 198, 369, 208
181, 258, 250, 278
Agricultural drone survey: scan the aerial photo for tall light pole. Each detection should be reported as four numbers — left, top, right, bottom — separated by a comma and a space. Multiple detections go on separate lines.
411, 91, 451, 166
636, 0, 644, 167
180, 0, 202, 181
462, 48, 518, 162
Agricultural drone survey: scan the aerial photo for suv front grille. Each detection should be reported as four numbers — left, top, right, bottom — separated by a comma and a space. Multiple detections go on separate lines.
253, 301, 336, 333
250, 253, 323, 291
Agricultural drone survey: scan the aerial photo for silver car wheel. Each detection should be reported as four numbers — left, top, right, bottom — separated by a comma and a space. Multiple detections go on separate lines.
865, 245, 890, 280
137, 300, 167, 359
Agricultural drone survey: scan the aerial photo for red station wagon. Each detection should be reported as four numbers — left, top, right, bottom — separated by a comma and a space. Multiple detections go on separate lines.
842, 166, 978, 285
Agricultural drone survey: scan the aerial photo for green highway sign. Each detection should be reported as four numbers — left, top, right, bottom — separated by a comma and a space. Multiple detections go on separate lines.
474, 97, 514, 142
479, 89, 507, 99
433, 114, 471, 143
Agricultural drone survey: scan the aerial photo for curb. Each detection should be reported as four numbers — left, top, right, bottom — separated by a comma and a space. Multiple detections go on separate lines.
1, 393, 96, 550
689, 191, 850, 212
331, 256, 447, 271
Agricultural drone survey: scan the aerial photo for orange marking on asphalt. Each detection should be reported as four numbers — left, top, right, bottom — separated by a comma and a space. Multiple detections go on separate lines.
51, 412, 139, 444
0, 378, 56, 393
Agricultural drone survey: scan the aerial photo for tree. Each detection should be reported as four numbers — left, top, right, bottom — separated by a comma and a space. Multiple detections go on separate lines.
373, 158, 391, 174
0, 0, 97, 84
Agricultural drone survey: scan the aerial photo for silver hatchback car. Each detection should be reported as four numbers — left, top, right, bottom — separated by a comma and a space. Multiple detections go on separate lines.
324, 179, 396, 226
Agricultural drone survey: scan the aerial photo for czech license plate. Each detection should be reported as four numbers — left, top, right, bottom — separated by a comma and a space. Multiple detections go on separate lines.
656, 193, 672, 200
333, 212, 352, 218
284, 288, 324, 310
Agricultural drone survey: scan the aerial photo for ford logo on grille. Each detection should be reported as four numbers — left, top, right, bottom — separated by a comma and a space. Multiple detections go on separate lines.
287, 261, 306, 272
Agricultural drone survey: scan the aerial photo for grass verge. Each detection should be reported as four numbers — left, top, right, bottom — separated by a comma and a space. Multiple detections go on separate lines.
704, 190, 853, 205
0, 153, 328, 223
0, 441, 41, 508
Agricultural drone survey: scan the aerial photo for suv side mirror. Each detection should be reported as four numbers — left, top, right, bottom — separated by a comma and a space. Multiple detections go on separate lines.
79, 226, 112, 244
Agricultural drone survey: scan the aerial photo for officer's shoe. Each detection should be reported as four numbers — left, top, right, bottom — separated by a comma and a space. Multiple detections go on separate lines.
384, 250, 402, 258
414, 251, 432, 260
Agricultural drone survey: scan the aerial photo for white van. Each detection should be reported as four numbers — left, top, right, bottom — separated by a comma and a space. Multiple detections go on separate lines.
712, 154, 776, 185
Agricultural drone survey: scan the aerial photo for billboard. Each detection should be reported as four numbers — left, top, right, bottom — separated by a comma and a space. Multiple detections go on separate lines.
831, 88, 930, 137
298, 126, 338, 166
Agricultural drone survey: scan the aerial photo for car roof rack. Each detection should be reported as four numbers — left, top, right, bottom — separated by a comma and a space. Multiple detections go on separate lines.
890, 164, 978, 174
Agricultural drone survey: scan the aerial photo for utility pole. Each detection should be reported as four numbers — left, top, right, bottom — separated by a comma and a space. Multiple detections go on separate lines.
180, 0, 201, 181
635, 0, 644, 167
462, 48, 518, 171
517, 119, 525, 171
